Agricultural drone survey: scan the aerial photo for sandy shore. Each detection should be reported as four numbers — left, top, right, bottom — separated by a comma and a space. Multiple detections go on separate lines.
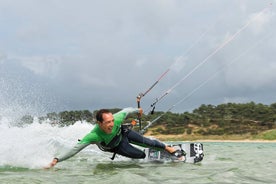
190, 139, 276, 143
147, 134, 276, 143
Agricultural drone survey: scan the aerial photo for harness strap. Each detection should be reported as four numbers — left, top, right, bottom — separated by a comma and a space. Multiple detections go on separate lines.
110, 152, 117, 160
98, 125, 131, 160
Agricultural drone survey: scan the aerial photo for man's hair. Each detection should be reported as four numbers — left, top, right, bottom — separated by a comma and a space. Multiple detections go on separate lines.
96, 109, 111, 122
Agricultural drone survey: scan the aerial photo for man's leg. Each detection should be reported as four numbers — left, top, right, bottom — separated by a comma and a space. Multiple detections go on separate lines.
126, 129, 166, 149
126, 130, 181, 155
115, 136, 146, 159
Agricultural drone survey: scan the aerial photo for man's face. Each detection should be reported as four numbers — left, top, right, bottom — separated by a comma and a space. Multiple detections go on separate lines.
99, 112, 114, 134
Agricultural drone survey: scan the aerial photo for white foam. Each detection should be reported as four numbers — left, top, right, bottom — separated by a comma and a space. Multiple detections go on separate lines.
0, 118, 95, 168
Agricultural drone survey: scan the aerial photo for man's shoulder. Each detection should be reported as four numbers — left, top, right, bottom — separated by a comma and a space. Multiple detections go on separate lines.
80, 128, 102, 143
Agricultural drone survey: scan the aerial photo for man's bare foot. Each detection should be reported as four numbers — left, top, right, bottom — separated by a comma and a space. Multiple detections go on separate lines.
165, 146, 186, 161
165, 146, 176, 153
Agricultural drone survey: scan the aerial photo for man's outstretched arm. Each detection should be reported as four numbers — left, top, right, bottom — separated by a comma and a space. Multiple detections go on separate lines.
45, 143, 90, 168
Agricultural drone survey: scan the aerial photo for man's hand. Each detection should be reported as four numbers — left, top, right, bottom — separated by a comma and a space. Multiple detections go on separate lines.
44, 158, 58, 169
138, 108, 143, 116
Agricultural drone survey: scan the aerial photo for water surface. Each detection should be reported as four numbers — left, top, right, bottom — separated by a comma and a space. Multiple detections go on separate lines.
0, 122, 275, 183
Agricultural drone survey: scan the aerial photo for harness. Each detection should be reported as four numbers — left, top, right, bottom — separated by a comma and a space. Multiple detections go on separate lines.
97, 124, 131, 160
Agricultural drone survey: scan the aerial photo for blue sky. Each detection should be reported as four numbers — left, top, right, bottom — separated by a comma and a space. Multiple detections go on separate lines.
0, 0, 276, 117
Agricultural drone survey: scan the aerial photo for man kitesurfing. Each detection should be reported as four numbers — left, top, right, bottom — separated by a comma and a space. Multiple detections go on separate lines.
47, 107, 185, 168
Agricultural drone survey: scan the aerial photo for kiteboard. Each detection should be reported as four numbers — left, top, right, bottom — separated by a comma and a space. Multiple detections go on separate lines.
143, 142, 204, 163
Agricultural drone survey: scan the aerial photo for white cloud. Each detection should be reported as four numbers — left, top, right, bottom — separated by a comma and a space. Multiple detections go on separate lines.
18, 56, 60, 78
135, 58, 147, 67
248, 7, 275, 34
224, 56, 276, 90
0, 52, 6, 63
170, 56, 187, 73
1, 0, 276, 113
78, 73, 116, 88
223, 97, 249, 104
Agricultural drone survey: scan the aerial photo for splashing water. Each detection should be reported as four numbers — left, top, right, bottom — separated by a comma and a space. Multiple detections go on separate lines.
0, 119, 95, 169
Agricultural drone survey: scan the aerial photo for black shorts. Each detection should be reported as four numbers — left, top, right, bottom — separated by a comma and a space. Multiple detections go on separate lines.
114, 129, 166, 159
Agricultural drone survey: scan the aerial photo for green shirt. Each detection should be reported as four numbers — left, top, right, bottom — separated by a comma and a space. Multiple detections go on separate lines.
56, 107, 139, 162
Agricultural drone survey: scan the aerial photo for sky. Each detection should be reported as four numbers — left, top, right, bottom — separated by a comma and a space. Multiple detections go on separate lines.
0, 0, 276, 117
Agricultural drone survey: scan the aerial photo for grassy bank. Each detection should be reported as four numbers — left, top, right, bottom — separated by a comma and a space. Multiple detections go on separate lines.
253, 129, 276, 140
144, 129, 276, 142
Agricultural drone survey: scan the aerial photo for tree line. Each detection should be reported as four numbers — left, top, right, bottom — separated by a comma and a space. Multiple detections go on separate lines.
20, 102, 276, 136
143, 102, 276, 136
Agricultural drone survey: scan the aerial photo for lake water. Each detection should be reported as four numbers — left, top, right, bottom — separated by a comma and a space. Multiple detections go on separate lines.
0, 121, 275, 184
